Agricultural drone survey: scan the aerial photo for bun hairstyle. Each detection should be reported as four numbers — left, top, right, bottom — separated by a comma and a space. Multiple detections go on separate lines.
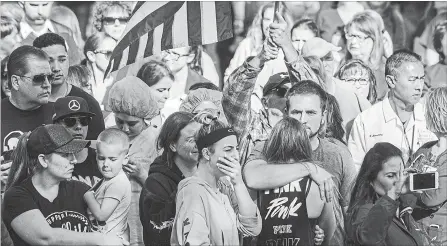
193, 110, 231, 159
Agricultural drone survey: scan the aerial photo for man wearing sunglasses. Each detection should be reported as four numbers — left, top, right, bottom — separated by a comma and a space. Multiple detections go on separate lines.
1, 45, 55, 191
33, 33, 105, 140
53, 96, 102, 187
18, 1, 82, 65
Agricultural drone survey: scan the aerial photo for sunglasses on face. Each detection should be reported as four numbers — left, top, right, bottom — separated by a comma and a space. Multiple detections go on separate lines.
94, 50, 113, 60
62, 116, 92, 127
102, 17, 129, 25
15, 74, 55, 85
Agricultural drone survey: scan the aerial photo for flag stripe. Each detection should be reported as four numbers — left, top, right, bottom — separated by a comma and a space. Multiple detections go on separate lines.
161, 16, 175, 51
172, 3, 189, 49
132, 1, 144, 15
152, 23, 164, 56
127, 37, 140, 65
144, 30, 154, 57
186, 1, 202, 46
136, 32, 149, 60
200, 2, 218, 44
215, 2, 233, 41
111, 1, 184, 62
124, 1, 167, 36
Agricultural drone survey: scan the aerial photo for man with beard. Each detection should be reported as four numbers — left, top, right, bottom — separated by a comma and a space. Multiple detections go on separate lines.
18, 1, 82, 65
33, 32, 105, 140
1, 46, 54, 191
245, 80, 356, 246
53, 96, 102, 187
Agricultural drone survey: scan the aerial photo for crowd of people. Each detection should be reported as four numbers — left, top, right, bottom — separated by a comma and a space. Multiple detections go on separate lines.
1, 1, 447, 246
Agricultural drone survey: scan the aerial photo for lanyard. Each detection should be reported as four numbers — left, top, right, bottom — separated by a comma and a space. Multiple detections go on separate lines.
402, 112, 416, 158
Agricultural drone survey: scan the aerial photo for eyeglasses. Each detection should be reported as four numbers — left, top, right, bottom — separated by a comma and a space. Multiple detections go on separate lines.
162, 51, 190, 61
94, 50, 113, 60
344, 78, 369, 85
102, 17, 129, 25
62, 116, 92, 127
15, 74, 54, 85
345, 33, 370, 42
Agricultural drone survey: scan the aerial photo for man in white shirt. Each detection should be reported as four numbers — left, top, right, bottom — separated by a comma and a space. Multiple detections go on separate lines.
348, 50, 438, 170
18, 1, 82, 65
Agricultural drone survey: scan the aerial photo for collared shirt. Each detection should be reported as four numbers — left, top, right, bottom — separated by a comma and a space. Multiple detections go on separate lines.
222, 55, 317, 165
348, 96, 437, 170
20, 20, 55, 39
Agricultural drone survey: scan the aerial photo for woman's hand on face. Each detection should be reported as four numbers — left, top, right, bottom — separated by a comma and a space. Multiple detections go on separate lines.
314, 225, 325, 245
387, 168, 412, 200
216, 156, 243, 186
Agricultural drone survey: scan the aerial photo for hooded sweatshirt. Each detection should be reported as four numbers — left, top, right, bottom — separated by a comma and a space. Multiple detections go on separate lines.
171, 176, 262, 246
139, 156, 184, 246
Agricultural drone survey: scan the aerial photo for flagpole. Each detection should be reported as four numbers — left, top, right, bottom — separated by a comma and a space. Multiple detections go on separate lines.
273, 2, 280, 23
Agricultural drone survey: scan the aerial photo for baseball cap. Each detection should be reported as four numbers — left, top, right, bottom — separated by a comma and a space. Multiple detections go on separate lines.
302, 37, 342, 58
52, 96, 95, 122
263, 72, 291, 97
27, 124, 90, 157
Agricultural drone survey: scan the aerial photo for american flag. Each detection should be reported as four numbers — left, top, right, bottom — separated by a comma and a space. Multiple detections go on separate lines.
104, 1, 233, 80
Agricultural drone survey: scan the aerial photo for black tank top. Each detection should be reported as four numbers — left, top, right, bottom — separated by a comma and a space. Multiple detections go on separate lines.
257, 176, 313, 246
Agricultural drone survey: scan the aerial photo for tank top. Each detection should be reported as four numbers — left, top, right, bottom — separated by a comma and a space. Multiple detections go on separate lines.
257, 176, 313, 246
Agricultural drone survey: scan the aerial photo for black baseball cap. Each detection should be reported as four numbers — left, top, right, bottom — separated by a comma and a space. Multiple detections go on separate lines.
52, 96, 95, 122
28, 124, 90, 157
263, 72, 291, 97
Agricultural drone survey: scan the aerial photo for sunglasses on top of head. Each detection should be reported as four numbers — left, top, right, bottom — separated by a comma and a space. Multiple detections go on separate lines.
15, 74, 55, 85
102, 17, 129, 25
62, 116, 92, 127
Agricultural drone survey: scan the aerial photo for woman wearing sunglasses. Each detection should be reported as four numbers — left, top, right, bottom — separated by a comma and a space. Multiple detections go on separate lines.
91, 1, 132, 41
83, 32, 117, 103
3, 124, 128, 246
53, 96, 103, 188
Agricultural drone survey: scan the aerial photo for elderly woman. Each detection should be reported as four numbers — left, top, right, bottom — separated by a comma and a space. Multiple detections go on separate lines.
344, 11, 388, 100
108, 76, 160, 246
3, 125, 126, 246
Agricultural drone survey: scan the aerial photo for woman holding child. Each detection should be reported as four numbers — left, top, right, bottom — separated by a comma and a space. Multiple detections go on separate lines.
3, 124, 127, 246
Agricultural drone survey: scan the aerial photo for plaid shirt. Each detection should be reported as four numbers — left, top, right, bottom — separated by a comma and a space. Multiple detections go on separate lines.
223, 55, 319, 165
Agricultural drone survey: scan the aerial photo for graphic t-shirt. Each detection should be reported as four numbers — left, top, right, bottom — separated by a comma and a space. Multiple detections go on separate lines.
68, 86, 105, 140
257, 176, 313, 246
3, 178, 92, 246
1, 98, 53, 153
71, 147, 102, 187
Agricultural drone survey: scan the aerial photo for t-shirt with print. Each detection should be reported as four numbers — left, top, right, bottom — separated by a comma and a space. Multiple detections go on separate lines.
257, 176, 313, 246
3, 178, 92, 246
68, 86, 105, 140
1, 98, 53, 153
90, 170, 131, 240
245, 137, 356, 246
72, 147, 102, 188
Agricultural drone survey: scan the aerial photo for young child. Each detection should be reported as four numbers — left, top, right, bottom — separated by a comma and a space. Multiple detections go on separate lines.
84, 128, 132, 241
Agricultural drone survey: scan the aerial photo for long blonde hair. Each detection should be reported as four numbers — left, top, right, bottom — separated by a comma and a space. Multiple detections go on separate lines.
246, 2, 290, 54
345, 11, 385, 70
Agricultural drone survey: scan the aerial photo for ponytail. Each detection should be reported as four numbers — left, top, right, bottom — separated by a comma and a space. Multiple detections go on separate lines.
5, 132, 39, 190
